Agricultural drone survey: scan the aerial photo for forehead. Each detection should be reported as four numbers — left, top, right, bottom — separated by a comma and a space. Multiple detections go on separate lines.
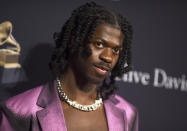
92, 23, 124, 47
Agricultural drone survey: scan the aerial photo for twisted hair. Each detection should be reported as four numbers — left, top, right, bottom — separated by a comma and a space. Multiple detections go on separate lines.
49, 2, 133, 100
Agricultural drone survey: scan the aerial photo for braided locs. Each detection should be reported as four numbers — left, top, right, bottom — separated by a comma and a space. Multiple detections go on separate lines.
49, 2, 133, 100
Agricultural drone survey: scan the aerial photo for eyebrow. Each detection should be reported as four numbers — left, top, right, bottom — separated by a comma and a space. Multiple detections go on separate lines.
95, 37, 123, 48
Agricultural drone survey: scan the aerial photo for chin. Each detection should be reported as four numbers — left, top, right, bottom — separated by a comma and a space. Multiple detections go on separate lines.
87, 76, 105, 85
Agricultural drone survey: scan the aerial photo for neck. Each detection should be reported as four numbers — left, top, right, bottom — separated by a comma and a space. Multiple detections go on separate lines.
59, 67, 99, 105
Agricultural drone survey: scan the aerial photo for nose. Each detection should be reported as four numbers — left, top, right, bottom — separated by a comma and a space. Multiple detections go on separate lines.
99, 48, 113, 63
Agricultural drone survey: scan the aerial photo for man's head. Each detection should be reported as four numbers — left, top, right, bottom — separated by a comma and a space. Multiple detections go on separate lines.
69, 23, 124, 85
49, 2, 132, 99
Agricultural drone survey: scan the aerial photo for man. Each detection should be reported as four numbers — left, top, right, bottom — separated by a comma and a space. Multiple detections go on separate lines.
0, 2, 138, 131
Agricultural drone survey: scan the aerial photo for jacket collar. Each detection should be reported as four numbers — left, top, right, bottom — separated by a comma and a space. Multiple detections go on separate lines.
36, 81, 125, 131
104, 95, 126, 131
36, 81, 67, 131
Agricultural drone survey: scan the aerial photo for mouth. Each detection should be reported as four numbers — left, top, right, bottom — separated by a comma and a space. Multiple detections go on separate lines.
93, 64, 110, 76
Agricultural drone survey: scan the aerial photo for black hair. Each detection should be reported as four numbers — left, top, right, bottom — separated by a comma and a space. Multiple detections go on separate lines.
49, 2, 132, 99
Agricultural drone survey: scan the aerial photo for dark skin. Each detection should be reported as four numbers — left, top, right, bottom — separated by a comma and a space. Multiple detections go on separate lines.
60, 23, 124, 131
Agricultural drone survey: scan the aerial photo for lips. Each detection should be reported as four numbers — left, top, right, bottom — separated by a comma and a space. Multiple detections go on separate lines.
93, 64, 110, 76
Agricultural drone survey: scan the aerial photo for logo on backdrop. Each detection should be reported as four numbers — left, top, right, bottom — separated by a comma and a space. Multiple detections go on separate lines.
0, 21, 21, 68
116, 68, 187, 92
0, 21, 26, 86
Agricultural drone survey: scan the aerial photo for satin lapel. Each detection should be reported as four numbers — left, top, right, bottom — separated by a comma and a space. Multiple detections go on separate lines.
36, 81, 67, 131
104, 97, 126, 131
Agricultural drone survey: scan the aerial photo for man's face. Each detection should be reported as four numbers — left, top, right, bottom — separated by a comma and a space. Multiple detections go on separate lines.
71, 23, 124, 84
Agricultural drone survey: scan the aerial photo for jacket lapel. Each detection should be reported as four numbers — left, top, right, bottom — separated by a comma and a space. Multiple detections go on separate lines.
104, 95, 126, 131
36, 81, 67, 131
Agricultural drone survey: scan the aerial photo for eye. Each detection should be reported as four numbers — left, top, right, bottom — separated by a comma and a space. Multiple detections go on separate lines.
113, 47, 120, 54
94, 42, 104, 48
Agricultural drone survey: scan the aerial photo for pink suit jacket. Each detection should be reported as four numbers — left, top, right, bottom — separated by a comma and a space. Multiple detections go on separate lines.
0, 81, 138, 131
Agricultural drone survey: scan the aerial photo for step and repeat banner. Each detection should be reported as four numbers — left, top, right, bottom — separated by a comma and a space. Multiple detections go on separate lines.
0, 0, 186, 130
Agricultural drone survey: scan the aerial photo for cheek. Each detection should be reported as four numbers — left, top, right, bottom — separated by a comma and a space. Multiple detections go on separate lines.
89, 51, 100, 62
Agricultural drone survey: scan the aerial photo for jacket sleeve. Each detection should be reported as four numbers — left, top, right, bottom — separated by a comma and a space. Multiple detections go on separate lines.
0, 103, 14, 131
0, 103, 32, 131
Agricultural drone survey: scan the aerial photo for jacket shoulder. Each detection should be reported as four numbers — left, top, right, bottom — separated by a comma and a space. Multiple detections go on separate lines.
2, 85, 43, 116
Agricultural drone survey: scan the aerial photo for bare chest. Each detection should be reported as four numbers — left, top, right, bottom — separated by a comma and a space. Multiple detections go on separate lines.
62, 102, 108, 131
